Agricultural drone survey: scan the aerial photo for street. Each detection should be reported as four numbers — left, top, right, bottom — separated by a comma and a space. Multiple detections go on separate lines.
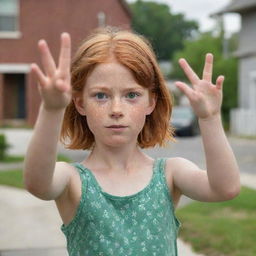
2, 128, 255, 175
59, 134, 256, 175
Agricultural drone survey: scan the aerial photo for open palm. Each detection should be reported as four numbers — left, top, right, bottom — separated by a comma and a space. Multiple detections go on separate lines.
175, 54, 224, 120
31, 33, 72, 111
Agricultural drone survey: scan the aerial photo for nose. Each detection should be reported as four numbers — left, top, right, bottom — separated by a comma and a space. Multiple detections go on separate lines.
110, 98, 123, 118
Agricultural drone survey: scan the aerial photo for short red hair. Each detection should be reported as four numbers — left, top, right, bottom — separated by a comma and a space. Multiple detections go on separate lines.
61, 27, 174, 149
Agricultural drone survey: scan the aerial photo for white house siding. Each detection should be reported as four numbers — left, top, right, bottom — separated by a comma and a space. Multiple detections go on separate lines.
239, 57, 256, 108
228, 3, 256, 136
231, 108, 256, 136
239, 12, 256, 54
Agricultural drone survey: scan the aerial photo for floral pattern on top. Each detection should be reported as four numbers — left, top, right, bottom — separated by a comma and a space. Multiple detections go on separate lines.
61, 158, 180, 256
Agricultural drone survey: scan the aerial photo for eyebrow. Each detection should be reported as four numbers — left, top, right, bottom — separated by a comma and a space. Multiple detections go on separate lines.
89, 86, 144, 92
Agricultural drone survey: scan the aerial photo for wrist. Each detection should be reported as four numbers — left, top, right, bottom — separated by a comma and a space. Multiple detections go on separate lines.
198, 113, 222, 123
41, 103, 66, 114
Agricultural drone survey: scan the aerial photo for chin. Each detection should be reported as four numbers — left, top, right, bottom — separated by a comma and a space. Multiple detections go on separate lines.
104, 137, 134, 148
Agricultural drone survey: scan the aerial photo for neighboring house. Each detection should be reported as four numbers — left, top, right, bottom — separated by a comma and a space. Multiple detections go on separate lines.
216, 0, 256, 136
0, 0, 131, 126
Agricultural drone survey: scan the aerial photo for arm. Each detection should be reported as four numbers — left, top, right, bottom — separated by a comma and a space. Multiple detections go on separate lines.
24, 33, 73, 200
172, 54, 240, 202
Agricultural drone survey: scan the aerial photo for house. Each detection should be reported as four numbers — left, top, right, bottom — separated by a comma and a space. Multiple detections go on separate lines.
0, 0, 131, 126
215, 0, 256, 136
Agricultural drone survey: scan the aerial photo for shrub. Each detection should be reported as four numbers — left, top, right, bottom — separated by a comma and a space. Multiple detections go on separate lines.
0, 134, 9, 160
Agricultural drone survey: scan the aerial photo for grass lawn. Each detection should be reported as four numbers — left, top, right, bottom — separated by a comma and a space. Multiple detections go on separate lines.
0, 155, 25, 163
176, 186, 256, 256
0, 154, 72, 189
0, 154, 71, 163
0, 169, 24, 188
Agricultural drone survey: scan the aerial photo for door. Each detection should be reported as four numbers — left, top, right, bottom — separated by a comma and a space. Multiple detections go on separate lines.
3, 73, 26, 120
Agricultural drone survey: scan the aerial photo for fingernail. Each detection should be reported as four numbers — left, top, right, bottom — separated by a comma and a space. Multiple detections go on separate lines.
62, 32, 69, 37
38, 39, 46, 46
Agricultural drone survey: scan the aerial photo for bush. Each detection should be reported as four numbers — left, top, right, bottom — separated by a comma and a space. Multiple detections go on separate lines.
0, 134, 9, 160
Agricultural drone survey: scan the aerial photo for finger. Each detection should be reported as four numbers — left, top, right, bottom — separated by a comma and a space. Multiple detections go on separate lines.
56, 79, 70, 92
31, 63, 47, 88
202, 53, 213, 82
175, 81, 195, 99
58, 33, 71, 75
179, 58, 200, 85
38, 40, 56, 77
216, 75, 225, 90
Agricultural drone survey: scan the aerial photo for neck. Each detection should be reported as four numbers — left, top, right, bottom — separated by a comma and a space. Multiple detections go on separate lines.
84, 142, 149, 174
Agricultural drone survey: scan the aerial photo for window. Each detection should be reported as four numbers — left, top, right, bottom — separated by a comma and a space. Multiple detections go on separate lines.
0, 0, 19, 33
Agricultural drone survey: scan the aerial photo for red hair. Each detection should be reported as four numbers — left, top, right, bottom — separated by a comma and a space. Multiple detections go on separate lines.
61, 27, 174, 149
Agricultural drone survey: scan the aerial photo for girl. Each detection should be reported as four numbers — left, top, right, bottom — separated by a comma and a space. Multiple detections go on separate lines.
24, 27, 240, 256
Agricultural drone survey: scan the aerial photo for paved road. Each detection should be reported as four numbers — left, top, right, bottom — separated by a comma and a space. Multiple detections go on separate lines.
59, 133, 256, 176
1, 128, 255, 175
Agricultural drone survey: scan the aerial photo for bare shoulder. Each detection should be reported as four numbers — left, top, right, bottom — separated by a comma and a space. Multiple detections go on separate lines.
54, 161, 81, 195
166, 157, 200, 173
55, 162, 77, 174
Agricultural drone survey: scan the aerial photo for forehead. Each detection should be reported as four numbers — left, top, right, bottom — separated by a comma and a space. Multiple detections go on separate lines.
85, 61, 141, 89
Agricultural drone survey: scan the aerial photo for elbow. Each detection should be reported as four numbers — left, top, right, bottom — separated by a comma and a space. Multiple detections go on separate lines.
24, 179, 39, 196
23, 173, 53, 200
24, 178, 41, 198
23, 171, 37, 194
221, 184, 241, 201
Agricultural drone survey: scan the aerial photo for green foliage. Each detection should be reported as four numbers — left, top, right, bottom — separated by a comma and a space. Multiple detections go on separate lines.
171, 33, 223, 80
215, 57, 238, 123
57, 154, 71, 162
177, 187, 256, 256
129, 0, 198, 60
0, 134, 9, 160
171, 33, 238, 126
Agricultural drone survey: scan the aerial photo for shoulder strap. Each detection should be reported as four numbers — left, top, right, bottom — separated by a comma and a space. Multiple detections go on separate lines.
155, 157, 167, 176
71, 163, 88, 203
156, 158, 173, 199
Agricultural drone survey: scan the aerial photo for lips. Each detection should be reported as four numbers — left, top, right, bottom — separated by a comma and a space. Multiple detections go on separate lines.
106, 125, 127, 128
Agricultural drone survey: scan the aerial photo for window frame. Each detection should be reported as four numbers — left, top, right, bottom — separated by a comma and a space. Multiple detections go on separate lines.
0, 0, 21, 39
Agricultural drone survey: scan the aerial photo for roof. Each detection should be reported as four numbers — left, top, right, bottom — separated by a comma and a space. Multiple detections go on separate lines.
213, 0, 256, 15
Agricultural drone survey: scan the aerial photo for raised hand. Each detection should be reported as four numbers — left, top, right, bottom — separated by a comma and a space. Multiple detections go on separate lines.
31, 33, 72, 111
175, 53, 224, 120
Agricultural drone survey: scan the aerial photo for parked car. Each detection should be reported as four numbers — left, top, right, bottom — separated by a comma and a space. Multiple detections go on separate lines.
170, 106, 199, 136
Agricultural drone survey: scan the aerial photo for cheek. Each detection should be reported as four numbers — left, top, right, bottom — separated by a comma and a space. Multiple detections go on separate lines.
128, 105, 148, 126
84, 104, 106, 129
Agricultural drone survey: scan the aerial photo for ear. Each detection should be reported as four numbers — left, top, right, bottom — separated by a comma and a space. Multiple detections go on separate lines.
146, 94, 157, 115
73, 94, 86, 116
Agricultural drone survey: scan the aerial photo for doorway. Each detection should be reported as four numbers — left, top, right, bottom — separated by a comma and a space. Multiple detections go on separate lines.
3, 73, 26, 121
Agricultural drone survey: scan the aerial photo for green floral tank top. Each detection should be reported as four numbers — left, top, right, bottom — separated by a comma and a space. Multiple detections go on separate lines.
61, 158, 180, 256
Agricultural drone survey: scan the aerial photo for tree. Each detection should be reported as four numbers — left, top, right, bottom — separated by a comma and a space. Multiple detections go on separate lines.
171, 32, 238, 126
129, 0, 198, 60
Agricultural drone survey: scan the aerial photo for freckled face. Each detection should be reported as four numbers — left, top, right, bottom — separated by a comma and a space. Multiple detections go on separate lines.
80, 61, 155, 147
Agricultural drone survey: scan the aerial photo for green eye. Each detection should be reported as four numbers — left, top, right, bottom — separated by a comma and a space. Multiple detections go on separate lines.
127, 92, 139, 99
96, 92, 107, 99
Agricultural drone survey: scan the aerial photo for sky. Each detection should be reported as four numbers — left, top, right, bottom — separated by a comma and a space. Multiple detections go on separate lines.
127, 0, 241, 37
